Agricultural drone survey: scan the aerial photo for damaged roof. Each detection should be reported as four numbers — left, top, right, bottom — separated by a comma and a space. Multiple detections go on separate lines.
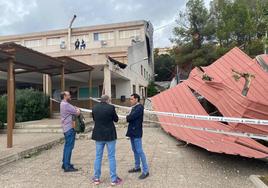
152, 47, 268, 159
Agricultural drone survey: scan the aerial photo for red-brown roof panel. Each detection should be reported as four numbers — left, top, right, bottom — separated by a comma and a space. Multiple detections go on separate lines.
152, 47, 268, 159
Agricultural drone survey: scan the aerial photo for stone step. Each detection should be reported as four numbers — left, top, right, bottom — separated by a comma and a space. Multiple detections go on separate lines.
15, 124, 61, 129
0, 118, 94, 134
1, 124, 93, 134
14, 119, 93, 129
52, 113, 62, 119
52, 112, 91, 119
13, 128, 63, 134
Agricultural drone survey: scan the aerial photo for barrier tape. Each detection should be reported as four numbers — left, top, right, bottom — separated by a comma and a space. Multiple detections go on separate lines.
51, 98, 268, 141
89, 97, 268, 126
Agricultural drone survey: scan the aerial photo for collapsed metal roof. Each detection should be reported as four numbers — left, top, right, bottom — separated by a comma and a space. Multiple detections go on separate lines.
152, 47, 268, 159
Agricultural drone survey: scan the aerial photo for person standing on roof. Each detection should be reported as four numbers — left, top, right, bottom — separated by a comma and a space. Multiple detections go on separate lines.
80, 39, 86, 50
75, 39, 80, 50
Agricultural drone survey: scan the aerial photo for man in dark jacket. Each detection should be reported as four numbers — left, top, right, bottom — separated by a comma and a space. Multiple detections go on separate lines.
91, 95, 122, 186
126, 93, 149, 180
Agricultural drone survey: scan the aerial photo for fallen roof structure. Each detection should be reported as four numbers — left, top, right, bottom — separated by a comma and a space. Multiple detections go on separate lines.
152, 47, 268, 160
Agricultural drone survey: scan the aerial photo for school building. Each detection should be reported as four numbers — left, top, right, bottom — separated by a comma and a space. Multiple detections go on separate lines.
0, 20, 154, 106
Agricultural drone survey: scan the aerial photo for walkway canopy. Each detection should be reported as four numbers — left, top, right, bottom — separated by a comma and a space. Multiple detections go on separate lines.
0, 42, 93, 148
0, 50, 11, 62
0, 42, 93, 75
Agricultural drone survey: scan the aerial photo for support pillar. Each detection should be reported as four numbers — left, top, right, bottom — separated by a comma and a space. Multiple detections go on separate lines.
61, 66, 65, 92
88, 71, 92, 108
103, 65, 111, 97
7, 59, 15, 148
47, 75, 53, 118
43, 74, 50, 95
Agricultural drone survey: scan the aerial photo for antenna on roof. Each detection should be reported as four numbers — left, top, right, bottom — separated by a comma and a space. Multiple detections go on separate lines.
69, 15, 77, 29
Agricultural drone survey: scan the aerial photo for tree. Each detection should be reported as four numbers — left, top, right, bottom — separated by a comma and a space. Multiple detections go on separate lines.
172, 0, 214, 48
171, 0, 268, 71
210, 0, 268, 51
171, 0, 219, 70
154, 48, 175, 81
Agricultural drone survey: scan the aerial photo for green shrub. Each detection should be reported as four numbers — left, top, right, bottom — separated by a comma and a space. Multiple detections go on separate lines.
0, 95, 7, 128
147, 82, 159, 97
0, 89, 49, 125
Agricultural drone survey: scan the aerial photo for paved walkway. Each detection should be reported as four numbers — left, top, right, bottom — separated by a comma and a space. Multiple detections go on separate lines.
0, 132, 63, 166
0, 127, 267, 188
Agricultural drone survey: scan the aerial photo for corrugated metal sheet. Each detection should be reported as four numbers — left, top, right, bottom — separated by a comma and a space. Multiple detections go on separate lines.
152, 47, 268, 159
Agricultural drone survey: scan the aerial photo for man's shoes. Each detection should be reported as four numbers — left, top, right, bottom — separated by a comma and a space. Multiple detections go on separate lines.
139, 172, 149, 180
61, 164, 74, 170
128, 168, 141, 173
92, 178, 101, 185
111, 177, 123, 186
64, 167, 78, 172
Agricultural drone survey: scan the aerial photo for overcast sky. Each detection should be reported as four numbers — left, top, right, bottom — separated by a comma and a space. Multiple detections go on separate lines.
0, 0, 210, 48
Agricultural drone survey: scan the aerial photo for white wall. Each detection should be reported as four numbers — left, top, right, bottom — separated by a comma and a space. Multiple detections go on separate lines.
115, 79, 131, 99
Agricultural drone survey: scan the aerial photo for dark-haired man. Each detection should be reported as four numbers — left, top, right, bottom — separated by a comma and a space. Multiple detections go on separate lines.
60, 91, 80, 172
126, 94, 149, 180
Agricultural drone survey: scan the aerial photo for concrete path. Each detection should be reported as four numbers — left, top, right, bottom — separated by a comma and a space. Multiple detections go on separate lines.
0, 127, 267, 188
0, 132, 64, 167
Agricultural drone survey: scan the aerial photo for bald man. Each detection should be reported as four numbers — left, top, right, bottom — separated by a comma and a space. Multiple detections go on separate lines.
60, 91, 80, 172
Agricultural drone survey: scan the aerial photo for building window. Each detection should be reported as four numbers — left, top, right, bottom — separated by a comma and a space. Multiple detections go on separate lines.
79, 87, 99, 99
144, 87, 147, 98
24, 39, 42, 48
119, 29, 140, 39
144, 68, 146, 78
93, 32, 114, 41
141, 65, 143, 76
47, 37, 60, 46
94, 33, 99, 41
133, 85, 136, 94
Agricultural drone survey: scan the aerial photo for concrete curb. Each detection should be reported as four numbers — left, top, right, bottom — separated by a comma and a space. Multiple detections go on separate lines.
0, 136, 65, 168
250, 175, 268, 188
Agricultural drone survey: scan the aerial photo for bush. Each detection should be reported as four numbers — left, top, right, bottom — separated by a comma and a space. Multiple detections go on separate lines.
0, 95, 7, 128
0, 89, 49, 125
147, 82, 159, 97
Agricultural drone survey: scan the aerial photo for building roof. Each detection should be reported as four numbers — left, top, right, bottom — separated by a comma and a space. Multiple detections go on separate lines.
0, 20, 148, 41
108, 56, 127, 69
0, 42, 93, 75
152, 47, 268, 159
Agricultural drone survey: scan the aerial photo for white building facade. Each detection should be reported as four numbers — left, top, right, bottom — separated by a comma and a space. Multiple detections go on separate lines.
0, 20, 154, 102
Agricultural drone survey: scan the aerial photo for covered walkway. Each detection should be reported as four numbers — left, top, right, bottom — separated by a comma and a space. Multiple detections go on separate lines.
0, 42, 93, 148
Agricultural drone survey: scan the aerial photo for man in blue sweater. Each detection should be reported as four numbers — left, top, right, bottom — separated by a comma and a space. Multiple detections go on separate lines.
126, 93, 149, 180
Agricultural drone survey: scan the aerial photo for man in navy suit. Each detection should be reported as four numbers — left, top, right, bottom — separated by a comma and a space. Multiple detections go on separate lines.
126, 93, 149, 180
